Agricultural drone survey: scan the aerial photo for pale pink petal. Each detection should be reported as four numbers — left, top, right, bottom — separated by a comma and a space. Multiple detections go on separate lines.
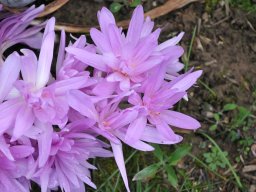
37, 122, 53, 167
141, 125, 182, 144
157, 32, 185, 51
160, 110, 201, 129
126, 5, 144, 45
141, 17, 154, 37
90, 28, 111, 53
40, 167, 51, 192
133, 55, 163, 75
10, 145, 34, 159
169, 70, 203, 92
125, 116, 147, 143
66, 47, 108, 72
36, 18, 55, 89
113, 110, 138, 129
0, 135, 14, 160
115, 130, 154, 151
56, 30, 66, 73
20, 49, 37, 85
110, 142, 130, 192
128, 92, 142, 105
0, 99, 22, 134
0, 52, 21, 102
153, 117, 182, 142
97, 7, 116, 34
67, 90, 99, 121
107, 24, 122, 55
13, 105, 34, 140
52, 74, 89, 95
92, 79, 117, 96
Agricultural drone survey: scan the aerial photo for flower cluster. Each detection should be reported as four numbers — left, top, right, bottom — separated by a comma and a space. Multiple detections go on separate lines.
0, 4, 202, 192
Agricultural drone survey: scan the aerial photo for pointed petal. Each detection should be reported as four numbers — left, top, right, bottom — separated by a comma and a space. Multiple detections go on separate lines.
0, 99, 22, 134
92, 79, 117, 96
0, 52, 21, 102
110, 142, 130, 192
13, 105, 34, 140
97, 7, 116, 34
36, 18, 55, 89
66, 47, 108, 72
56, 30, 66, 73
125, 116, 147, 143
67, 90, 99, 121
0, 135, 14, 160
160, 110, 201, 130
141, 125, 182, 144
52, 74, 89, 95
20, 49, 37, 85
115, 130, 154, 151
90, 28, 111, 53
40, 168, 51, 192
37, 123, 53, 167
126, 5, 144, 45
157, 32, 185, 51
153, 117, 182, 142
10, 145, 34, 159
169, 70, 203, 92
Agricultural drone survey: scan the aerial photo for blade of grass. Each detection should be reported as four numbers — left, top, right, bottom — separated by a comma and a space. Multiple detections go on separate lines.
184, 26, 197, 72
198, 80, 217, 97
188, 153, 226, 180
113, 173, 121, 192
199, 132, 243, 188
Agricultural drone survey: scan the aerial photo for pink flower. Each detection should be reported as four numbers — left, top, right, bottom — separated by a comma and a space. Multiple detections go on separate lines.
0, 134, 34, 192
29, 121, 112, 192
66, 6, 184, 91
0, 5, 44, 64
0, 18, 89, 140
126, 70, 202, 144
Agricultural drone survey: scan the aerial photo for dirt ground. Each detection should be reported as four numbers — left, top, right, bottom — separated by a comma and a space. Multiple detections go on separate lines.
32, 0, 256, 191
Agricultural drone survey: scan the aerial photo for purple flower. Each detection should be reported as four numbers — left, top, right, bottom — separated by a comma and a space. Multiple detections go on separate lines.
0, 18, 90, 141
0, 134, 34, 192
126, 69, 202, 144
0, 5, 44, 64
29, 121, 112, 192
0, 4, 202, 192
66, 5, 184, 91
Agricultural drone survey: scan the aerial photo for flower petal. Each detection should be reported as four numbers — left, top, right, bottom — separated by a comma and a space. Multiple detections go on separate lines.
36, 18, 55, 89
160, 110, 201, 129
126, 5, 144, 45
67, 90, 99, 121
66, 47, 108, 72
0, 52, 21, 102
0, 99, 22, 134
125, 116, 147, 143
110, 142, 130, 192
20, 49, 38, 85
37, 122, 53, 167
12, 105, 34, 140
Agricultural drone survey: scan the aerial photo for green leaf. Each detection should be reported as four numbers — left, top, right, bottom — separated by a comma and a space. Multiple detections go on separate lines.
129, 0, 142, 7
165, 165, 178, 188
153, 145, 164, 161
213, 113, 220, 122
168, 144, 191, 166
110, 2, 123, 13
133, 164, 160, 181
223, 103, 237, 111
209, 124, 217, 131
232, 106, 251, 127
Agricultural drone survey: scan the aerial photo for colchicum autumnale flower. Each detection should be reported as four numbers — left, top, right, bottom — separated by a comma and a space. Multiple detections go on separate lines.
0, 4, 202, 192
